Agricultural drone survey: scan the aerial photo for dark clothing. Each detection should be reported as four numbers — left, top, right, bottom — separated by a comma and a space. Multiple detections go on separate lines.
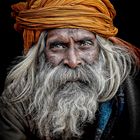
0, 75, 140, 140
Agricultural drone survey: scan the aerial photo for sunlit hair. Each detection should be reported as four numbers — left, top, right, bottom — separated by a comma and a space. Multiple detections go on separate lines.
2, 31, 138, 139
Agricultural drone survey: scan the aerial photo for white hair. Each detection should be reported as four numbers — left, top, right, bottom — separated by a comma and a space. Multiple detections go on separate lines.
2, 31, 138, 139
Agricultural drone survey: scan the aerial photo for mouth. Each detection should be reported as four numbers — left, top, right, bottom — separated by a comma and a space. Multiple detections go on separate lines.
65, 80, 89, 86
57, 79, 90, 93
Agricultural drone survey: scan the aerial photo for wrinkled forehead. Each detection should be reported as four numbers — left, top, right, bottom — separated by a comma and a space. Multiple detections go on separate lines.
46, 28, 96, 41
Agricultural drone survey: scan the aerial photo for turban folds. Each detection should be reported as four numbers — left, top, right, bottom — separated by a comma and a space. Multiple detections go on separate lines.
11, 0, 118, 53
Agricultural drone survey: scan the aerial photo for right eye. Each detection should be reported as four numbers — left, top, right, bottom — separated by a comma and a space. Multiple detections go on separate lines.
49, 42, 66, 50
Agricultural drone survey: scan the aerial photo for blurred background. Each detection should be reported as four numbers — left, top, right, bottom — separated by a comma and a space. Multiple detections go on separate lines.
0, 0, 140, 94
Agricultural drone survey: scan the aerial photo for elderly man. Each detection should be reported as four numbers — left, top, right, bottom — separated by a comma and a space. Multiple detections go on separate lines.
0, 0, 140, 140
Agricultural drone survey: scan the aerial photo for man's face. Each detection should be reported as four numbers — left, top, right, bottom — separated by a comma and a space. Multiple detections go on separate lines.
45, 28, 99, 68
33, 29, 102, 139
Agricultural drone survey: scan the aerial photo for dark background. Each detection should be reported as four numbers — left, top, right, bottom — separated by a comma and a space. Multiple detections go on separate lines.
0, 0, 140, 94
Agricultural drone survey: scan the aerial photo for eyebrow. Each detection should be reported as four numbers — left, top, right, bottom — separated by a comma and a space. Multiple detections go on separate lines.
48, 40, 66, 46
77, 37, 95, 41
48, 36, 95, 43
74, 37, 95, 45
47, 34, 96, 46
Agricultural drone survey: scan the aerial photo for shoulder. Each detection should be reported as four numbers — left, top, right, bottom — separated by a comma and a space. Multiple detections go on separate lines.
0, 97, 29, 131
0, 97, 40, 140
122, 72, 140, 139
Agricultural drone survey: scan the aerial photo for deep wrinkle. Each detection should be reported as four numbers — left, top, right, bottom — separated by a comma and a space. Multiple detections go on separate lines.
45, 28, 99, 67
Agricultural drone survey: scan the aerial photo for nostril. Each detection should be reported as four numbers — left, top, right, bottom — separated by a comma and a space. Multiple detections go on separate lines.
77, 60, 82, 65
64, 59, 69, 65
63, 63, 72, 69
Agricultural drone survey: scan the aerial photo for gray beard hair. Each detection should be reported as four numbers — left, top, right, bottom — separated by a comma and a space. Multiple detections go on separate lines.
28, 55, 108, 140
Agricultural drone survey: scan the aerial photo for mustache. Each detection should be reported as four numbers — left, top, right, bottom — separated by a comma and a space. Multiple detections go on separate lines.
43, 64, 97, 92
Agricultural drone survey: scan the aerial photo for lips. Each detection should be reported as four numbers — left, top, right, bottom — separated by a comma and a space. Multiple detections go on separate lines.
65, 79, 89, 86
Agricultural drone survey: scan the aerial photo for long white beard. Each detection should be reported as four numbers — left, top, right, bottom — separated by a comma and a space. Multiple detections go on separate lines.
28, 62, 103, 140
47, 82, 97, 140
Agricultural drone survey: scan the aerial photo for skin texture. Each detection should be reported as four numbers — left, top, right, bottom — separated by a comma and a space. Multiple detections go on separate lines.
45, 28, 100, 68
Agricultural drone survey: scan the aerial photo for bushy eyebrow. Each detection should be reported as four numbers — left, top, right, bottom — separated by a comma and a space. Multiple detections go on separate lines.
48, 37, 95, 44
48, 40, 66, 46
76, 37, 95, 42
46, 33, 96, 47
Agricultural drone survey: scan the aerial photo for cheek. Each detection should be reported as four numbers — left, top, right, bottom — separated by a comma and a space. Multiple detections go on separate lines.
81, 49, 99, 64
45, 52, 64, 66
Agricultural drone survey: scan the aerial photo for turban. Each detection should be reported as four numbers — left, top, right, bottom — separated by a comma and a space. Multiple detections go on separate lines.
11, 0, 118, 53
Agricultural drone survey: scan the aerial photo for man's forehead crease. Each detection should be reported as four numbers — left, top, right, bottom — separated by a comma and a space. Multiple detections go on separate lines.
67, 29, 95, 37
47, 32, 71, 41
47, 30, 96, 43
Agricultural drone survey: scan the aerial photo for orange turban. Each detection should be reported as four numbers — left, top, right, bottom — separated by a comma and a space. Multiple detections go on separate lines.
11, 0, 118, 53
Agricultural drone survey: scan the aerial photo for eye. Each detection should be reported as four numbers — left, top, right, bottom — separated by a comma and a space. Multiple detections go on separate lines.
79, 40, 94, 49
49, 42, 66, 50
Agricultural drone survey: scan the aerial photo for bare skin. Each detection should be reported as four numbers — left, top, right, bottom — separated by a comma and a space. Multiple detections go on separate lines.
45, 28, 99, 68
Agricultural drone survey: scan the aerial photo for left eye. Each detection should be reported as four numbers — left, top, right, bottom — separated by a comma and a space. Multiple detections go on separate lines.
80, 40, 94, 47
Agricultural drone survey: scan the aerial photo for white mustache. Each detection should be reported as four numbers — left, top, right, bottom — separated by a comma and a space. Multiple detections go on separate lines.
43, 64, 97, 93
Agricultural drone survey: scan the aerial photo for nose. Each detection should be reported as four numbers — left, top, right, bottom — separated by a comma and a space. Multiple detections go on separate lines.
64, 48, 82, 69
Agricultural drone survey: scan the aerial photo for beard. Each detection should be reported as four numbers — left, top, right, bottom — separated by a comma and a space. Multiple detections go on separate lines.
28, 54, 108, 140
